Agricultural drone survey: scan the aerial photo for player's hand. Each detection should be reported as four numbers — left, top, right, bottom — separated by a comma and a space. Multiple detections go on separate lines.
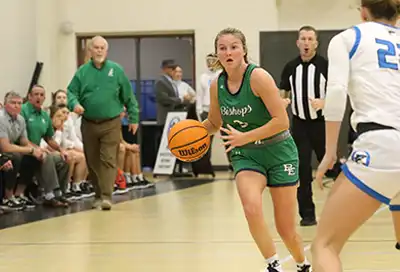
130, 144, 140, 153
59, 149, 69, 162
32, 147, 44, 161
315, 153, 337, 190
128, 123, 138, 135
0, 160, 13, 171
74, 104, 85, 115
220, 124, 248, 153
283, 98, 291, 108
126, 144, 140, 153
309, 98, 325, 111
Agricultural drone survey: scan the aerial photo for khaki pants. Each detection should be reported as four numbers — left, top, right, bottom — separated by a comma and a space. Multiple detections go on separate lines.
81, 116, 120, 200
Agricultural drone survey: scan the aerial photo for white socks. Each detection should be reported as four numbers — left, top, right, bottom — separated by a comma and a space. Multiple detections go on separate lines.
296, 257, 310, 267
132, 173, 144, 182
265, 254, 309, 271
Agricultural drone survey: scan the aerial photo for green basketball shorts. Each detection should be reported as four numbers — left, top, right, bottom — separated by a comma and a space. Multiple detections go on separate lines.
230, 136, 299, 187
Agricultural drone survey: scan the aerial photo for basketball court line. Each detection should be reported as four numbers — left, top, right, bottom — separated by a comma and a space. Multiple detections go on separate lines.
281, 204, 389, 265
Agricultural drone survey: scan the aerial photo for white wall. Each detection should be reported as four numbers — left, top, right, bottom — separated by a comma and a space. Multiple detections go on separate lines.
55, 0, 279, 91
277, 0, 360, 30
0, 0, 37, 99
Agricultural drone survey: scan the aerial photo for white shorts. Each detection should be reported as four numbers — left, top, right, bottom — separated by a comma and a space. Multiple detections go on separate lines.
343, 129, 400, 211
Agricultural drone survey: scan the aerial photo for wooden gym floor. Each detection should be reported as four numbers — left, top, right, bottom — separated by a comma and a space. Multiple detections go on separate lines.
0, 173, 398, 272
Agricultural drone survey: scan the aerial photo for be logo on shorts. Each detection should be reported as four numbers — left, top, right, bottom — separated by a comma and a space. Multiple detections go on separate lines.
283, 163, 296, 176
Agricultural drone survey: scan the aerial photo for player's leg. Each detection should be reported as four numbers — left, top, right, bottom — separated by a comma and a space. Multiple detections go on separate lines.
118, 143, 126, 170
234, 164, 280, 270
311, 128, 400, 271
392, 212, 400, 250
311, 172, 381, 272
270, 186, 310, 271
123, 150, 132, 175
389, 193, 400, 250
267, 138, 311, 271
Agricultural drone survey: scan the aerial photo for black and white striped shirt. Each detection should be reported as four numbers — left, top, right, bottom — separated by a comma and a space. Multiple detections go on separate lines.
280, 54, 327, 121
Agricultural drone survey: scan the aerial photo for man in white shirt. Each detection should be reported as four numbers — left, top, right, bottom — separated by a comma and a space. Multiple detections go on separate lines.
196, 54, 221, 122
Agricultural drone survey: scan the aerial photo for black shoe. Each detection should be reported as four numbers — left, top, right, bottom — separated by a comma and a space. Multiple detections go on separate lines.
28, 192, 42, 205
132, 178, 149, 189
396, 242, 400, 250
2, 197, 24, 211
64, 192, 76, 201
70, 190, 84, 200
266, 260, 282, 272
57, 196, 72, 205
297, 263, 312, 272
43, 198, 68, 208
300, 218, 317, 226
16, 195, 36, 209
140, 177, 155, 188
79, 182, 95, 197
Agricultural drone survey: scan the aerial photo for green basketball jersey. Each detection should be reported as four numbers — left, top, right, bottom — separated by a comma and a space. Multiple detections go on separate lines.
217, 63, 272, 135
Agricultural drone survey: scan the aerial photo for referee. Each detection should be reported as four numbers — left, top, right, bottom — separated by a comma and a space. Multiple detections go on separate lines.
280, 25, 340, 227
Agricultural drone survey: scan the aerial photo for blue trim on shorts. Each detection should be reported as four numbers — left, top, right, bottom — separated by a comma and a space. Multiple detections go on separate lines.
349, 26, 361, 59
390, 205, 400, 211
341, 164, 391, 205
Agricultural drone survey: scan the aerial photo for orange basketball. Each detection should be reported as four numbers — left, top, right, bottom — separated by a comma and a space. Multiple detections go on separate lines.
167, 119, 210, 162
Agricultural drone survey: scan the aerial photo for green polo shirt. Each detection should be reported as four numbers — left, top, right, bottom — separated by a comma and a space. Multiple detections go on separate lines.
67, 59, 139, 123
20, 102, 54, 146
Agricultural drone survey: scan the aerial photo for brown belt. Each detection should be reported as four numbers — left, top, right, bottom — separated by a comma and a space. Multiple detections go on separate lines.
83, 115, 119, 124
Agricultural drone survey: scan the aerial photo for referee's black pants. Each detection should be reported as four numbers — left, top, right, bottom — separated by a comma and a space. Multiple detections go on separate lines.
292, 116, 325, 221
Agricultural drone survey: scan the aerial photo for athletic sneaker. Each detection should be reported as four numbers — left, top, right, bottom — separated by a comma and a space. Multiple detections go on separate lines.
297, 264, 312, 272
263, 260, 283, 272
16, 195, 36, 209
2, 197, 24, 211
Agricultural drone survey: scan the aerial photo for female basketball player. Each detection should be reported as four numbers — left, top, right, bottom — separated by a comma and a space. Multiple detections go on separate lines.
312, 0, 400, 270
202, 27, 311, 272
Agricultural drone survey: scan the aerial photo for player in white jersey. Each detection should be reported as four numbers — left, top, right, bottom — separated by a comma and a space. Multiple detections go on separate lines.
311, 0, 400, 271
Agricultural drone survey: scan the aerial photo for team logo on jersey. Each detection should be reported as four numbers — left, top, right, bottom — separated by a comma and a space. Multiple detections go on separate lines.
220, 105, 252, 117
108, 68, 114, 77
350, 150, 371, 167
233, 120, 248, 128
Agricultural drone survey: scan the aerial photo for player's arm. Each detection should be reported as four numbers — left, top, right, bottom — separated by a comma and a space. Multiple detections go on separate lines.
202, 79, 222, 135
323, 32, 351, 157
243, 68, 289, 142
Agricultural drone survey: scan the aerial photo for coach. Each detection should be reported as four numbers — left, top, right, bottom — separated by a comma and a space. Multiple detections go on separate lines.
280, 26, 340, 227
67, 36, 139, 211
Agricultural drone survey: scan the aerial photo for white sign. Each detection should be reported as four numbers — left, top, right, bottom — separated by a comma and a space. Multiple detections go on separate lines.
153, 111, 188, 175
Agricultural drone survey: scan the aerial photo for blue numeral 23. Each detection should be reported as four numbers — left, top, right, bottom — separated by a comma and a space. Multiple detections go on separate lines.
376, 38, 400, 70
